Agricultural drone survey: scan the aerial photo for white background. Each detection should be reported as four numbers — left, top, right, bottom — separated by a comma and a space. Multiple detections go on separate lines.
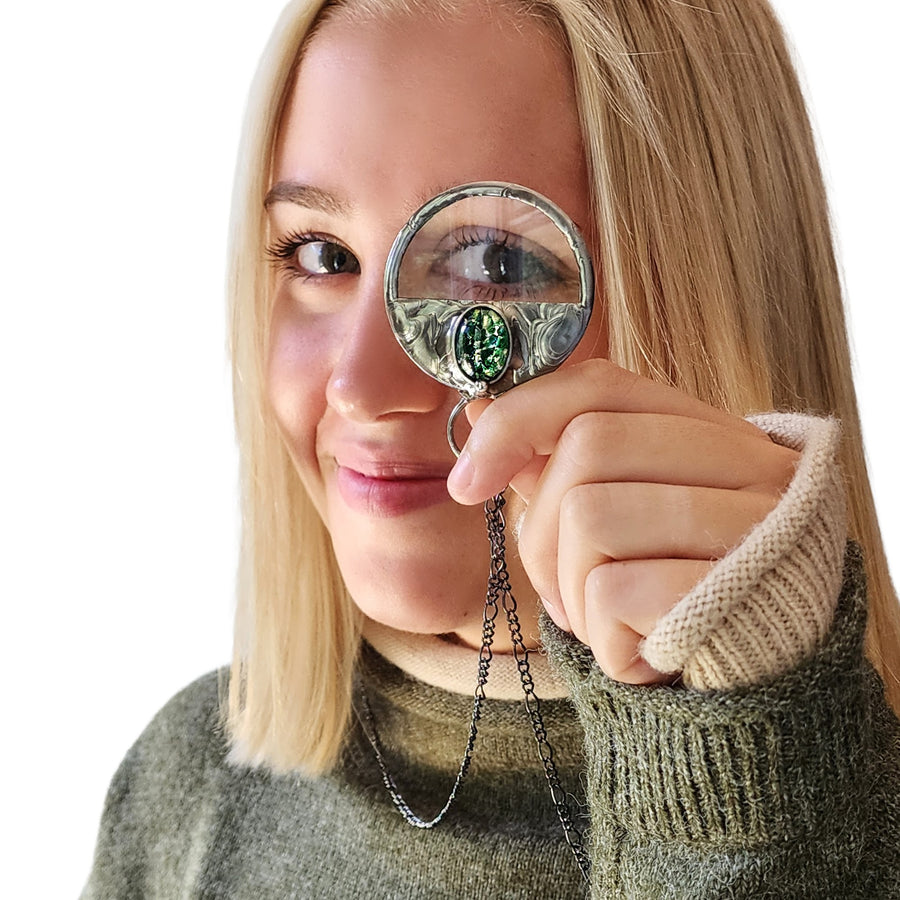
2, 2, 896, 895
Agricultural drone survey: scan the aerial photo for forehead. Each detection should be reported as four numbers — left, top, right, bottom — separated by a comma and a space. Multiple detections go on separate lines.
302, 0, 565, 87
272, 4, 590, 229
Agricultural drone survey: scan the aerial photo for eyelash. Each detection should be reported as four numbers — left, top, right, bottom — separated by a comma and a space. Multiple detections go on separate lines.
441, 226, 561, 300
265, 230, 349, 281
453, 226, 510, 252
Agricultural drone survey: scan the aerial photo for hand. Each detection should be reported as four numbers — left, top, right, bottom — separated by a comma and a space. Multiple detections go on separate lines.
447, 359, 800, 684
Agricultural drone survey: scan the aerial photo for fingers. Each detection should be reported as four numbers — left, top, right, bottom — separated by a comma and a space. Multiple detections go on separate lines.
447, 358, 762, 504
444, 359, 801, 687
517, 413, 794, 610
582, 558, 714, 684
542, 482, 778, 642
540, 410, 793, 494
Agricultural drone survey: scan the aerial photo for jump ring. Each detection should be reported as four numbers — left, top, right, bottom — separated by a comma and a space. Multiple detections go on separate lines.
447, 396, 470, 458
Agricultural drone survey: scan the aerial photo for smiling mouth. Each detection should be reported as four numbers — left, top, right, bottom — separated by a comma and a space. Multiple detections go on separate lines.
335, 465, 453, 517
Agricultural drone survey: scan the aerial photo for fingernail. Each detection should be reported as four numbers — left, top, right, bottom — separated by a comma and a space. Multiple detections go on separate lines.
447, 450, 474, 498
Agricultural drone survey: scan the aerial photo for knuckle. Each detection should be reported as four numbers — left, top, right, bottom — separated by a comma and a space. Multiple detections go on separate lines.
588, 630, 634, 682
584, 356, 637, 398
558, 410, 622, 466
671, 483, 701, 520
584, 561, 631, 612
742, 439, 800, 494
557, 413, 594, 465
559, 483, 599, 537
559, 483, 619, 556
582, 355, 617, 387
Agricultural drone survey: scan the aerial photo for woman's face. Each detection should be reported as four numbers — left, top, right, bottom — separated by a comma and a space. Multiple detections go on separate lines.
267, 3, 601, 647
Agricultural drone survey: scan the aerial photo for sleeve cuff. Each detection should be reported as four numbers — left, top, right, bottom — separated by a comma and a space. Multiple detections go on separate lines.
640, 413, 847, 689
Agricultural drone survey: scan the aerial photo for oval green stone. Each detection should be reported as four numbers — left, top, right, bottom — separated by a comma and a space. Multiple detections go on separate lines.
455, 306, 510, 383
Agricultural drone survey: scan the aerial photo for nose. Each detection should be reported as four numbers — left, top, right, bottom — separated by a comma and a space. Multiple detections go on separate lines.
325, 269, 447, 422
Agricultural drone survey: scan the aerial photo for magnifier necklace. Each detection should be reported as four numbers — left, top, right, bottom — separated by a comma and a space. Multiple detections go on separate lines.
360, 183, 594, 883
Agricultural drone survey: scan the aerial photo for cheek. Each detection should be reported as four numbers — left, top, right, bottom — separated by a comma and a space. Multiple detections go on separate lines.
267, 293, 337, 479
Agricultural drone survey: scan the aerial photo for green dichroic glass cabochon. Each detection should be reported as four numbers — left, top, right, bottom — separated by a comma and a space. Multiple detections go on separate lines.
455, 307, 510, 382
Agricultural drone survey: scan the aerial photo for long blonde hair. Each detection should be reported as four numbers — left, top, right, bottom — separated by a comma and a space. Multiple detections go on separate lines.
226, 0, 900, 774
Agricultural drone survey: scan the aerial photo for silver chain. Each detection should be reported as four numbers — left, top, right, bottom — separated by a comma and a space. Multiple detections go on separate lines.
358, 490, 590, 883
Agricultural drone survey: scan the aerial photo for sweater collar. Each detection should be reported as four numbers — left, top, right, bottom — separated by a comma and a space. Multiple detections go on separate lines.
362, 616, 569, 701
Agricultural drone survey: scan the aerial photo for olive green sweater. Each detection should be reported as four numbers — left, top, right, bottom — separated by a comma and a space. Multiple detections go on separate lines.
83, 547, 899, 899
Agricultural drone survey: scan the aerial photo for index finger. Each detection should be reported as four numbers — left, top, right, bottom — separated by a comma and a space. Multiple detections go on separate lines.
446, 358, 761, 504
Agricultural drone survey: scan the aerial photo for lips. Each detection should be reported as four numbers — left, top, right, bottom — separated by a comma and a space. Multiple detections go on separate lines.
333, 455, 454, 517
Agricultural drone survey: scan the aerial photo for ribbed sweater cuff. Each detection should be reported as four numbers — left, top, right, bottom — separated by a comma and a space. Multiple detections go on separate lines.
641, 413, 847, 689
542, 545, 877, 847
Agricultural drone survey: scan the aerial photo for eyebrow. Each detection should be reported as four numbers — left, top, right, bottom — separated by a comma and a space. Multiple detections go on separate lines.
263, 180, 469, 218
263, 182, 351, 215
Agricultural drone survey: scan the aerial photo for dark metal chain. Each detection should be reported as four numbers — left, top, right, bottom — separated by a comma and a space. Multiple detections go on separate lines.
358, 489, 590, 882
484, 492, 591, 881
359, 559, 499, 829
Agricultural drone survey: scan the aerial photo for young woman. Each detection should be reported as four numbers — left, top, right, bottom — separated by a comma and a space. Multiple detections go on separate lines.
83, 0, 900, 896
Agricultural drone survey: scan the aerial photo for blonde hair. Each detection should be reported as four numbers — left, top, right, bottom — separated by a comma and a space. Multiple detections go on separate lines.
226, 0, 900, 774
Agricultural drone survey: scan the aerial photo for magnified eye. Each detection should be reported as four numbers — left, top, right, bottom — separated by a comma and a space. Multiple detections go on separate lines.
462, 240, 525, 284
432, 227, 566, 301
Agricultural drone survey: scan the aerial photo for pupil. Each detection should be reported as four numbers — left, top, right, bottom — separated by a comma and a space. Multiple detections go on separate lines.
482, 243, 523, 284
323, 244, 349, 273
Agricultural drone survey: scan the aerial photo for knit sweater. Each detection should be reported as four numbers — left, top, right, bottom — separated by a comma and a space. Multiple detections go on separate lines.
81, 555, 900, 898
82, 415, 900, 898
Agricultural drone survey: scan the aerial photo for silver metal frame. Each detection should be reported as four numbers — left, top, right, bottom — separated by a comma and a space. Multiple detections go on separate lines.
384, 182, 594, 400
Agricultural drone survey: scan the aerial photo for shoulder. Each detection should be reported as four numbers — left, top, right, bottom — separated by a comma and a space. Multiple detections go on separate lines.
101, 668, 230, 823
122, 668, 229, 780
83, 670, 231, 896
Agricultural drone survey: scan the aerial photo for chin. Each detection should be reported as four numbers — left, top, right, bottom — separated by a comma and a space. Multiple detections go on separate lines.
340, 561, 486, 638
327, 505, 490, 636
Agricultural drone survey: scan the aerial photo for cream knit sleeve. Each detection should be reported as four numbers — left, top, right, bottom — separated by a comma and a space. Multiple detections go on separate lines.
640, 413, 847, 689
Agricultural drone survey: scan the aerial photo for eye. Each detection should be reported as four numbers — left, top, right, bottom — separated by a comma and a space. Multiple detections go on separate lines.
297, 240, 360, 276
266, 232, 360, 280
429, 227, 568, 302
457, 240, 532, 285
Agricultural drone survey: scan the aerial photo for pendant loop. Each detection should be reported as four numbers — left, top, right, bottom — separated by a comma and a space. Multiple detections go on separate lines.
447, 395, 470, 458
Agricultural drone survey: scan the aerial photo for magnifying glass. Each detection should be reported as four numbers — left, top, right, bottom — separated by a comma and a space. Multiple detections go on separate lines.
384, 182, 594, 454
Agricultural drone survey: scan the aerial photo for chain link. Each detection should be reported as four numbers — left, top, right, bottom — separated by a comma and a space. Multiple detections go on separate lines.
358, 489, 590, 883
